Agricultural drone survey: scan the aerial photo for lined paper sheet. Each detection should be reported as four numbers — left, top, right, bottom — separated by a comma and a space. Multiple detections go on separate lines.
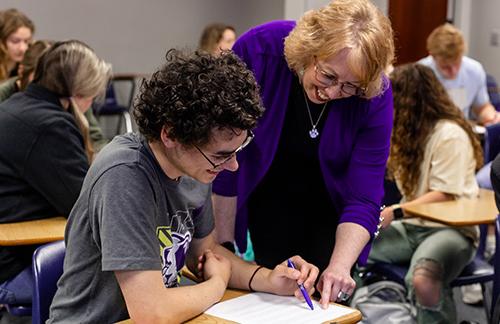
205, 292, 356, 324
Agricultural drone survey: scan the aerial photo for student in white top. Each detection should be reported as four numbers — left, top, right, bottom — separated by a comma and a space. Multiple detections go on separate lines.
419, 23, 500, 125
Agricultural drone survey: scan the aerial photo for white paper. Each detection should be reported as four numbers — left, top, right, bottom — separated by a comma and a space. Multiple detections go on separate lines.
205, 292, 356, 324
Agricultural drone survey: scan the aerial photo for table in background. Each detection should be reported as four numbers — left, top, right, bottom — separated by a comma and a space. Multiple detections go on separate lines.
0, 216, 66, 246
403, 188, 496, 225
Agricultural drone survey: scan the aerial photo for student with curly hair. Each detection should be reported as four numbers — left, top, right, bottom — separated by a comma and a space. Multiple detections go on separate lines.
0, 8, 34, 81
368, 63, 483, 323
48, 50, 319, 323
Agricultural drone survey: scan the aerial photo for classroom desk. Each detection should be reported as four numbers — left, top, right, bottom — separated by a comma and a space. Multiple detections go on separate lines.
117, 288, 362, 324
403, 188, 497, 225
0, 216, 66, 246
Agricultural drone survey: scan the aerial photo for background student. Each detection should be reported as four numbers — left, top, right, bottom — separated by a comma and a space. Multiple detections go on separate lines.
48, 50, 319, 323
368, 63, 482, 323
0, 39, 108, 152
0, 8, 33, 82
0, 40, 111, 308
419, 23, 499, 126
198, 23, 236, 56
419, 23, 498, 304
211, 0, 394, 307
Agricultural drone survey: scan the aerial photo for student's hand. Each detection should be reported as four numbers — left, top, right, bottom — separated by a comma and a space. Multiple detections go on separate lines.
197, 249, 231, 289
380, 206, 394, 229
316, 264, 355, 309
267, 255, 319, 298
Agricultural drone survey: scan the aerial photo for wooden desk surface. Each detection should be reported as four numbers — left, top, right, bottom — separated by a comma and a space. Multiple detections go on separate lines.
404, 189, 497, 226
117, 289, 362, 324
0, 216, 66, 246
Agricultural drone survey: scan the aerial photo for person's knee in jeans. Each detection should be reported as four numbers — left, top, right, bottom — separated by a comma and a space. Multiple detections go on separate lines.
412, 258, 443, 309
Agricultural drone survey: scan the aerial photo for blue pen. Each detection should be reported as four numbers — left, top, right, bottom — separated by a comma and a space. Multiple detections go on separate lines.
287, 259, 314, 310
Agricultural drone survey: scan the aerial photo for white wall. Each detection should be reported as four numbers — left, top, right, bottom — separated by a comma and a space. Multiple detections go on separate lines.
469, 0, 500, 82
2, 0, 284, 74
4, 0, 499, 83
284, 0, 329, 20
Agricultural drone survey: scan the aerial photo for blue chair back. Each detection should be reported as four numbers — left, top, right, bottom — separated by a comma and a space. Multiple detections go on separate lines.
32, 240, 65, 324
487, 74, 500, 112
484, 123, 500, 164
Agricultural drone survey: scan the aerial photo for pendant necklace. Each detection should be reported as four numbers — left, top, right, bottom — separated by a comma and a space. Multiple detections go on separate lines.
303, 89, 328, 139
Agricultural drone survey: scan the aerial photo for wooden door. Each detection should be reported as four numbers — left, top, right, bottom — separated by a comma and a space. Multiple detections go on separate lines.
389, 0, 448, 65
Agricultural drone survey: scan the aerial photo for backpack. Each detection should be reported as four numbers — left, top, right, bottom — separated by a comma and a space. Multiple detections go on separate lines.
350, 280, 416, 324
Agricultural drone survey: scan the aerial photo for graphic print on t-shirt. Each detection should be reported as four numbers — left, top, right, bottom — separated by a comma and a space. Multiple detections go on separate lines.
157, 209, 194, 287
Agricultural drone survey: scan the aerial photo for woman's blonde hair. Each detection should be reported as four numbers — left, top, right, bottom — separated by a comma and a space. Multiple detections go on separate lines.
388, 63, 483, 199
33, 40, 112, 162
426, 23, 466, 61
284, 0, 394, 98
0, 8, 35, 80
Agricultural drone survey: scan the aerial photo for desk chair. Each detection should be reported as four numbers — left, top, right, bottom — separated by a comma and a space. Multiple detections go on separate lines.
31, 240, 65, 324
487, 74, 500, 112
484, 124, 500, 166
365, 215, 499, 323
93, 74, 140, 139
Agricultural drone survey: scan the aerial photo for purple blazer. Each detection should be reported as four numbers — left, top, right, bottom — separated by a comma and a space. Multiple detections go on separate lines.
212, 21, 393, 264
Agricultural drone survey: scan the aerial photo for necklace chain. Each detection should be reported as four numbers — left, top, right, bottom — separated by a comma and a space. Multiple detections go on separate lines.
303, 90, 327, 139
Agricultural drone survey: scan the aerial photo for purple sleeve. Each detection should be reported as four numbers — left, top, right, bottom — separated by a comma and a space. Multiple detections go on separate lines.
338, 84, 393, 262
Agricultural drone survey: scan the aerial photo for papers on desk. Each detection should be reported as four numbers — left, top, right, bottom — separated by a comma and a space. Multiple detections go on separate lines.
205, 292, 356, 324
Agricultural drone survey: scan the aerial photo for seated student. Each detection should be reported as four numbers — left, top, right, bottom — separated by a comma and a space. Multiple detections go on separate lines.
367, 63, 483, 323
48, 50, 319, 323
198, 23, 236, 56
419, 23, 499, 126
0, 40, 111, 306
0, 8, 34, 82
0, 40, 109, 153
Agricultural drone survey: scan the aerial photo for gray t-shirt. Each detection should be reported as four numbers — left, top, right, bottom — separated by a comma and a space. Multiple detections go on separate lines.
48, 133, 214, 323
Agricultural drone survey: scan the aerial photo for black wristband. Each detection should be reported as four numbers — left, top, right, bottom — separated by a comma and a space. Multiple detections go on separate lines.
392, 205, 404, 220
221, 241, 236, 253
248, 266, 264, 292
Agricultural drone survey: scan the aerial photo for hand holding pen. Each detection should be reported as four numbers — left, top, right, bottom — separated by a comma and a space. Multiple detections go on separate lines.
259, 255, 318, 305
287, 259, 315, 310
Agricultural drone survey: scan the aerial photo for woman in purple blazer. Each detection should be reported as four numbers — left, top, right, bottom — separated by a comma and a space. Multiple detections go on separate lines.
212, 0, 394, 307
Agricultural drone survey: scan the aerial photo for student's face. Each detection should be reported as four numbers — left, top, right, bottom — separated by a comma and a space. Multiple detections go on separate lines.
301, 48, 365, 104
184, 128, 250, 184
215, 29, 236, 55
5, 26, 32, 63
434, 55, 462, 80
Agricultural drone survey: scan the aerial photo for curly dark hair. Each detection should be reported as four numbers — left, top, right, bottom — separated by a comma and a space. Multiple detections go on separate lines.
388, 63, 483, 198
134, 49, 264, 145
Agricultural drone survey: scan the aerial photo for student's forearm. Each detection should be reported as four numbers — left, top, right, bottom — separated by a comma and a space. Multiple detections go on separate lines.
117, 271, 226, 324
400, 190, 453, 211
212, 243, 270, 291
476, 103, 499, 125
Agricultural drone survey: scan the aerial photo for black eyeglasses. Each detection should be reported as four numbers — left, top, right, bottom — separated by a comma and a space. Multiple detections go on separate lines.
195, 130, 254, 169
314, 57, 366, 97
